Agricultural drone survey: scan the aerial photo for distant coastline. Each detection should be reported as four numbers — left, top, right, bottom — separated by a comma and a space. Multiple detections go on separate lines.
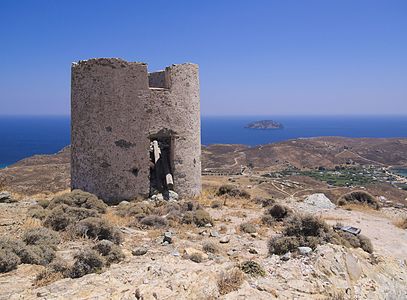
1, 115, 407, 168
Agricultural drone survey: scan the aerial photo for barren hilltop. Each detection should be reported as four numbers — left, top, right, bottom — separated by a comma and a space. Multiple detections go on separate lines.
1, 137, 407, 299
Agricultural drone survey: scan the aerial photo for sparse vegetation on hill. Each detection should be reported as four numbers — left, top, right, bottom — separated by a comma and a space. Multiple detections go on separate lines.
216, 184, 250, 199
1, 139, 406, 298
339, 190, 380, 209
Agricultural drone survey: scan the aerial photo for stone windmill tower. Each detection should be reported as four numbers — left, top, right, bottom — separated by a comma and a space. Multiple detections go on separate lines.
71, 58, 201, 204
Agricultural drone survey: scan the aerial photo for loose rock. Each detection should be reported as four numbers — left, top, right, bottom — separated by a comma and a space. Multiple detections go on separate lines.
132, 247, 148, 256
163, 232, 172, 244
210, 230, 219, 238
219, 236, 230, 243
281, 252, 291, 261
298, 246, 312, 255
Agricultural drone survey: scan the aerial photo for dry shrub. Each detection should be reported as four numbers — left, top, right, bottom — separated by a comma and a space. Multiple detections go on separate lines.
283, 214, 331, 238
116, 201, 154, 219
268, 214, 337, 255
218, 268, 245, 295
211, 200, 224, 209
48, 189, 107, 213
37, 199, 50, 209
358, 235, 373, 254
268, 236, 301, 255
262, 204, 291, 226
239, 260, 266, 277
335, 227, 373, 253
180, 200, 202, 212
253, 197, 275, 207
189, 253, 203, 263
267, 204, 291, 221
337, 231, 360, 248
25, 246, 55, 265
74, 217, 122, 244
92, 240, 125, 265
28, 206, 49, 220
23, 227, 60, 248
0, 249, 20, 273
240, 222, 256, 234
323, 290, 346, 300
154, 202, 181, 215
34, 259, 69, 287
70, 249, 105, 278
0, 234, 56, 269
139, 215, 168, 228
216, 185, 250, 199
193, 210, 213, 227
21, 217, 43, 231
181, 211, 194, 224
44, 204, 99, 231
35, 268, 65, 287
339, 190, 380, 209
202, 241, 219, 254
261, 215, 275, 226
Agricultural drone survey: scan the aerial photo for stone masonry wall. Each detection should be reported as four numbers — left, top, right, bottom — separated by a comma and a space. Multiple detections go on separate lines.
71, 58, 201, 203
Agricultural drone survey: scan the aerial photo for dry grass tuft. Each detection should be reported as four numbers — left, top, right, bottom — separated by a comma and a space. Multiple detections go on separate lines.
103, 210, 131, 227
217, 268, 245, 295
239, 222, 256, 234
21, 217, 43, 231
211, 199, 224, 209
394, 217, 407, 229
202, 241, 220, 254
193, 210, 213, 227
189, 253, 203, 263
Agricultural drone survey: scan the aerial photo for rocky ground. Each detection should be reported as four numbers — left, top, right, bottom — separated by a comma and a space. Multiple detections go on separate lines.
1, 139, 407, 300
1, 180, 406, 299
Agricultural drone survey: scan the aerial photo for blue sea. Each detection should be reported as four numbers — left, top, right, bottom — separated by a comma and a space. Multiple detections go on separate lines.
0, 115, 406, 168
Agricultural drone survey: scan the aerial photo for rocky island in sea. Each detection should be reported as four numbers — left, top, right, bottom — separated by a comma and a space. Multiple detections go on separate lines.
245, 119, 284, 129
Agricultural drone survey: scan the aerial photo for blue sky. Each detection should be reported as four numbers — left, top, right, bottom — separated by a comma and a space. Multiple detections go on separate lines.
0, 0, 406, 116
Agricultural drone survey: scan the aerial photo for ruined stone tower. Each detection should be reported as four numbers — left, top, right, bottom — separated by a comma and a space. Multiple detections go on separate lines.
71, 58, 201, 203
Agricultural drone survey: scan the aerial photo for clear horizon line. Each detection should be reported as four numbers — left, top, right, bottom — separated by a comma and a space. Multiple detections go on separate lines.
1, 113, 407, 117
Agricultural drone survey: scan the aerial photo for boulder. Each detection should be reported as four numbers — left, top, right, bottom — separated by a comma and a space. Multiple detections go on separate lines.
0, 191, 14, 203
304, 193, 335, 209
